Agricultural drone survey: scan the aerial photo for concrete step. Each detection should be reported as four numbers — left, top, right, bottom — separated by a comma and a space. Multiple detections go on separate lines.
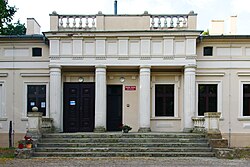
39, 138, 208, 143
35, 147, 212, 153
37, 142, 210, 148
33, 151, 215, 157
42, 133, 206, 139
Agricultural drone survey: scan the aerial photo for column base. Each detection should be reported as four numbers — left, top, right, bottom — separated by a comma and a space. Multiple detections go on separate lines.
138, 127, 151, 133
94, 126, 106, 133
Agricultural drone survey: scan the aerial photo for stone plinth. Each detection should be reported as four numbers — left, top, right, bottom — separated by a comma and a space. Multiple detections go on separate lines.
27, 112, 43, 139
15, 148, 33, 159
204, 112, 221, 138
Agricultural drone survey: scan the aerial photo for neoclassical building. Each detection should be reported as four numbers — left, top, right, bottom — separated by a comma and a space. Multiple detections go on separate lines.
0, 11, 250, 147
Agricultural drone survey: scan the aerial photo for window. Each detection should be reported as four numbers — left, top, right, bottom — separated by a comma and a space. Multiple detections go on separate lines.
203, 47, 213, 56
27, 85, 46, 116
243, 84, 250, 116
32, 48, 42, 57
198, 84, 217, 116
155, 84, 174, 116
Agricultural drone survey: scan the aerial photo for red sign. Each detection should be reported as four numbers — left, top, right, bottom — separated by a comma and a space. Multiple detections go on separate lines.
125, 86, 136, 91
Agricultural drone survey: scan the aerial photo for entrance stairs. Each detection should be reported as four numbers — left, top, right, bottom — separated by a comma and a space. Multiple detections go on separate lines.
33, 132, 214, 157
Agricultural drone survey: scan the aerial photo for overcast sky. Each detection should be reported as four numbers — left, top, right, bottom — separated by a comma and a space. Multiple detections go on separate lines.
8, 0, 250, 34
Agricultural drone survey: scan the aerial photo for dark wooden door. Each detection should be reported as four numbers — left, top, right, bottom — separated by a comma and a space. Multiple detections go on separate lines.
107, 85, 122, 131
63, 83, 95, 132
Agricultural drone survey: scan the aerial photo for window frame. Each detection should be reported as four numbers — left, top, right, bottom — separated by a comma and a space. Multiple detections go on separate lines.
152, 83, 178, 118
32, 47, 42, 57
203, 46, 213, 56
196, 81, 222, 117
23, 82, 49, 120
0, 81, 7, 121
240, 81, 250, 118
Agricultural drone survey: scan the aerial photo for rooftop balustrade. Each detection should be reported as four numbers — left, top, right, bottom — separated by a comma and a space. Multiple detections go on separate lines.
49, 11, 197, 31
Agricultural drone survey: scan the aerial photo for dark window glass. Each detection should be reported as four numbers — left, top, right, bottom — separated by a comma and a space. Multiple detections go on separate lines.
32, 48, 42, 57
155, 84, 174, 117
198, 84, 217, 116
243, 84, 250, 116
203, 47, 213, 56
27, 85, 46, 116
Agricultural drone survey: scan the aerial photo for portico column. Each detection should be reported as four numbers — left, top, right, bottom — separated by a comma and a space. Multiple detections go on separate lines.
183, 64, 196, 132
94, 65, 107, 132
49, 65, 62, 132
138, 65, 151, 132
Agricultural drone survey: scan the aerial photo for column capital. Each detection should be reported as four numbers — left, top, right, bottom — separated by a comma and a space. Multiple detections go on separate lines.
95, 65, 107, 69
140, 65, 151, 69
49, 64, 61, 69
185, 64, 197, 69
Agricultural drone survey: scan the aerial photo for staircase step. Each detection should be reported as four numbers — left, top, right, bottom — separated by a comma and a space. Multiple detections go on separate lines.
37, 142, 210, 148
35, 147, 212, 153
34, 132, 214, 158
42, 133, 206, 139
40, 138, 208, 143
33, 151, 215, 157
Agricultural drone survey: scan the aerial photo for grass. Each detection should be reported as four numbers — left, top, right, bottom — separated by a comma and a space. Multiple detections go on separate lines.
0, 147, 15, 158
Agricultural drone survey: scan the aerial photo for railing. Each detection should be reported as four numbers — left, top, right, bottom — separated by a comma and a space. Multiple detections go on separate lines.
58, 15, 96, 30
150, 14, 188, 29
50, 11, 197, 31
192, 117, 205, 133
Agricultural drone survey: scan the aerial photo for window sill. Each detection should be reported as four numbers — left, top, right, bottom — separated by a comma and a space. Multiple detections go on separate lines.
151, 117, 181, 121
238, 117, 250, 121
0, 117, 7, 121
21, 117, 28, 121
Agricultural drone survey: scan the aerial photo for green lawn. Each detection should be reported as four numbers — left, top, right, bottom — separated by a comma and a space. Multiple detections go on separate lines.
0, 147, 15, 158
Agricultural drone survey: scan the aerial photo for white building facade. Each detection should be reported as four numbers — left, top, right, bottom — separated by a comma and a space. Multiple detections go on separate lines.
0, 12, 250, 147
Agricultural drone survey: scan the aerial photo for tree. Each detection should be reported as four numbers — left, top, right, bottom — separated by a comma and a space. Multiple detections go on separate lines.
0, 0, 26, 35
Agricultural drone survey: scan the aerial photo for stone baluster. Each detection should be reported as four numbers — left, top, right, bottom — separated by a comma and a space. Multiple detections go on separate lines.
151, 16, 155, 28
59, 16, 63, 28
164, 17, 168, 28
176, 16, 180, 28
92, 16, 95, 29
170, 16, 174, 28
158, 16, 161, 28
85, 16, 89, 28
183, 16, 187, 27
66, 16, 70, 28
73, 16, 76, 28
79, 16, 82, 28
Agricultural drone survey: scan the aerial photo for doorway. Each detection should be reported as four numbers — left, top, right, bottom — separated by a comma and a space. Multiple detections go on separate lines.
107, 85, 123, 131
63, 83, 95, 132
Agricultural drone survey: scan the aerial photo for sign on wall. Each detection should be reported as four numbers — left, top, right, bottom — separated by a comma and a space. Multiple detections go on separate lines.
125, 86, 136, 91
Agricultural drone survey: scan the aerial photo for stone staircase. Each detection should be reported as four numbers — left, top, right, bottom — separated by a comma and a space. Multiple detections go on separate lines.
33, 133, 214, 157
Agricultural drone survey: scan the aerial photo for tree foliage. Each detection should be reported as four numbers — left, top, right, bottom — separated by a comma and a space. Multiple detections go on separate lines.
0, 0, 26, 35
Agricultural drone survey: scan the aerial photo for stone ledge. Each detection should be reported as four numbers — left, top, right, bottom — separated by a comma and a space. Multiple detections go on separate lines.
209, 139, 228, 148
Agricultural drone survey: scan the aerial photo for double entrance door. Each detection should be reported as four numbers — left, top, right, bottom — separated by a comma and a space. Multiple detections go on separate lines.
63, 83, 122, 132
63, 83, 95, 132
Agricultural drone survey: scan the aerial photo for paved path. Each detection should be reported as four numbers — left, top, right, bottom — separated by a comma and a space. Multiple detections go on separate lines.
1, 157, 250, 167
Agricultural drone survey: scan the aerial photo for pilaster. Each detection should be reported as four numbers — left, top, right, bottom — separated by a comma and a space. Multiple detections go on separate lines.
49, 65, 61, 132
183, 64, 196, 132
138, 65, 151, 132
94, 65, 107, 132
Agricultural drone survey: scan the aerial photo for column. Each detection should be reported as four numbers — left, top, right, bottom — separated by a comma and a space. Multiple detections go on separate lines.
49, 65, 61, 132
183, 64, 196, 132
94, 65, 107, 132
138, 65, 151, 132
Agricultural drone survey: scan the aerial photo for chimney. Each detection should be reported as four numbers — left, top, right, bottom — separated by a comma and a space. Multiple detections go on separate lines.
26, 18, 41, 35
114, 0, 117, 15
210, 20, 224, 35
229, 15, 237, 35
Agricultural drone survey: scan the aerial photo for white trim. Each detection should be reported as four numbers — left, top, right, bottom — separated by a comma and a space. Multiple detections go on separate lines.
23, 82, 49, 120
0, 81, 7, 120
0, 73, 8, 77
196, 81, 223, 117
20, 73, 50, 77
196, 73, 225, 76
152, 83, 178, 118
239, 81, 250, 118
